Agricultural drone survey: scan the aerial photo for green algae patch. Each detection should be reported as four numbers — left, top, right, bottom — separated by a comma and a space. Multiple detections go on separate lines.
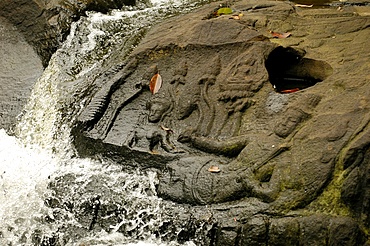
306, 168, 351, 216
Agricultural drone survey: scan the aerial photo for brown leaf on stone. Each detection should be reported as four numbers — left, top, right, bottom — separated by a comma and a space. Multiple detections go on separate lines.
230, 15, 240, 20
295, 4, 313, 8
150, 73, 162, 94
229, 14, 243, 20
208, 165, 221, 173
269, 30, 291, 39
161, 125, 174, 133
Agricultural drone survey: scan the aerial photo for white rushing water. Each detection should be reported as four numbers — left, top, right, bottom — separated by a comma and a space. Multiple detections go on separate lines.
0, 129, 57, 245
0, 128, 193, 245
0, 0, 208, 245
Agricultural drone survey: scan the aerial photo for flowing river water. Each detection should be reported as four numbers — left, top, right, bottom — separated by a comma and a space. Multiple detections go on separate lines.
0, 0, 341, 245
0, 0, 210, 245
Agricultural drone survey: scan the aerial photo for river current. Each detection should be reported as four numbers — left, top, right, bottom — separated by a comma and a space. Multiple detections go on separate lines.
0, 0, 207, 245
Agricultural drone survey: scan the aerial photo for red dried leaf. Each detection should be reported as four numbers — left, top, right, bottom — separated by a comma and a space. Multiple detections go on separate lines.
280, 88, 300, 94
150, 73, 162, 94
269, 31, 291, 39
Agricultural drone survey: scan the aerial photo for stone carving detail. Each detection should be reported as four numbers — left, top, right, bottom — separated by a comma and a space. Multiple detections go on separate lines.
3, 0, 370, 243
68, 0, 370, 243
75, 35, 339, 212
71, 6, 370, 244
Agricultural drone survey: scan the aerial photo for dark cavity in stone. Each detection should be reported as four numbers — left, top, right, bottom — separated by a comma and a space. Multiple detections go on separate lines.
266, 46, 333, 93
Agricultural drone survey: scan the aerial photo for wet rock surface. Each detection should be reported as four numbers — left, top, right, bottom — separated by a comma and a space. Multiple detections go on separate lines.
2, 0, 370, 244
72, 0, 370, 244
0, 0, 135, 67
0, 17, 43, 131
0, 0, 136, 131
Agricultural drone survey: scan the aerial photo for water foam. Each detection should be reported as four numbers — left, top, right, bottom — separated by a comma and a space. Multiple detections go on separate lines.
5, 0, 210, 244
0, 129, 57, 245
0, 129, 178, 245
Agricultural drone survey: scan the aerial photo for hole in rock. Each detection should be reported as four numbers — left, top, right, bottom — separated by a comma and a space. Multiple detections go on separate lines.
265, 46, 333, 93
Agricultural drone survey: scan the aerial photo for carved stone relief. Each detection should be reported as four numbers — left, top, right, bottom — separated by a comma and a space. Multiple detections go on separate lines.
74, 32, 341, 213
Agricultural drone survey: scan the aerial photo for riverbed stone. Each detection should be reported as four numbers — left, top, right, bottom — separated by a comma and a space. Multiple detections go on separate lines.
0, 17, 43, 132
0, 0, 135, 131
2, 0, 370, 244
71, 0, 370, 244
0, 0, 135, 67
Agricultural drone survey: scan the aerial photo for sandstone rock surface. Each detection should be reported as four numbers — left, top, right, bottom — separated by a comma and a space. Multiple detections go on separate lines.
2, 0, 370, 244
0, 0, 134, 67
72, 0, 370, 244
0, 17, 43, 131
0, 0, 134, 131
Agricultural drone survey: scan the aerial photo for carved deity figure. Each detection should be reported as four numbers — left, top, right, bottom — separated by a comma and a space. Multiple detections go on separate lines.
77, 41, 340, 213
158, 93, 323, 208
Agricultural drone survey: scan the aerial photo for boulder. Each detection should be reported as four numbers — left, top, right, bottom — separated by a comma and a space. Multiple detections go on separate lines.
70, 0, 370, 244
3, 0, 369, 244
0, 0, 135, 67
0, 17, 43, 131
0, 0, 135, 131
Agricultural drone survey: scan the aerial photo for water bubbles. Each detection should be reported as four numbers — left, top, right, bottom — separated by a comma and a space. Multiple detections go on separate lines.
0, 131, 175, 245
5, 0, 216, 244
0, 129, 58, 245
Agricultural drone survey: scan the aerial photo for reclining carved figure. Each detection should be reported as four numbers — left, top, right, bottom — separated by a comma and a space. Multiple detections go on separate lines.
76, 40, 345, 213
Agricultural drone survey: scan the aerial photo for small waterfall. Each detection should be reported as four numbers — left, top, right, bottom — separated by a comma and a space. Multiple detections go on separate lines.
0, 130, 57, 245
14, 0, 209, 158
1, 0, 211, 245
0, 129, 189, 245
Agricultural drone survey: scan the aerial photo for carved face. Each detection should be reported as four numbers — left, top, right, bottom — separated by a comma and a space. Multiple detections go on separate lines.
274, 108, 307, 138
223, 50, 269, 94
147, 100, 171, 123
